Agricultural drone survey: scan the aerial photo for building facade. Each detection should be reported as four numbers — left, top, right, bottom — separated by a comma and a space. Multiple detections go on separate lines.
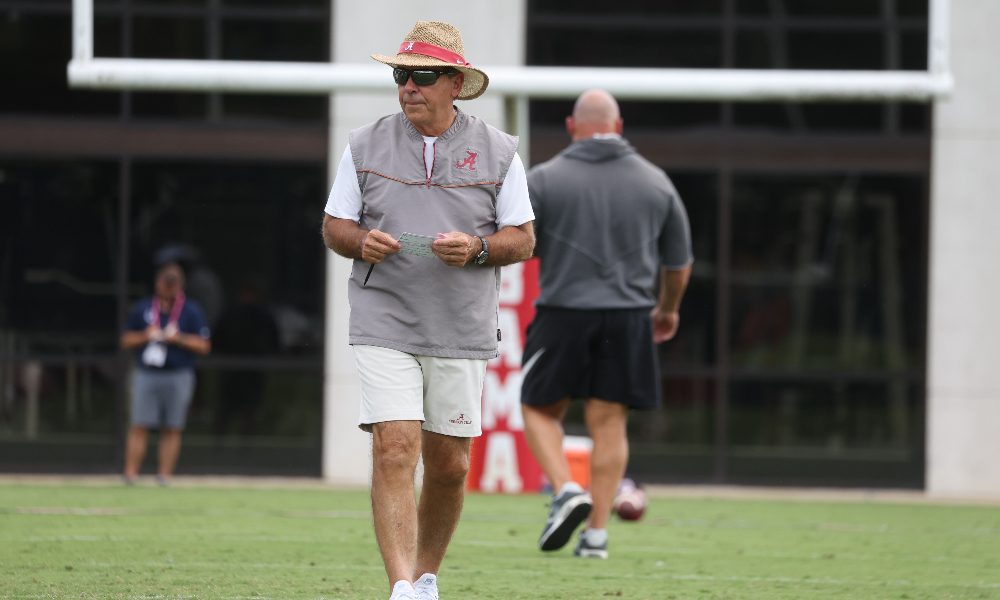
2, 0, 998, 495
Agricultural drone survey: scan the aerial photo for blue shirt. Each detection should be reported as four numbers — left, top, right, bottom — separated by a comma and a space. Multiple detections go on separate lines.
125, 297, 211, 370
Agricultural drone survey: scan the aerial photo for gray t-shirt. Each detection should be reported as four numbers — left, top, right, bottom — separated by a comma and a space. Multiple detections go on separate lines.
528, 136, 693, 309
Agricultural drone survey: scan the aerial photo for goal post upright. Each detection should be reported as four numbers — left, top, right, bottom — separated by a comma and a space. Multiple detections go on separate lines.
66, 0, 955, 488
68, 0, 953, 103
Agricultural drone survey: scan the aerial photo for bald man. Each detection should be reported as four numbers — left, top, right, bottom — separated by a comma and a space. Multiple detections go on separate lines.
520, 90, 694, 558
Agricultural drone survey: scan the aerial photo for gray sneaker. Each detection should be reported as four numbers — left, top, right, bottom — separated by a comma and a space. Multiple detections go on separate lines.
573, 530, 608, 559
538, 488, 592, 551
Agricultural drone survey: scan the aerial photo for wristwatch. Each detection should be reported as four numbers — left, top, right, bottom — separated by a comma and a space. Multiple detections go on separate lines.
473, 235, 489, 265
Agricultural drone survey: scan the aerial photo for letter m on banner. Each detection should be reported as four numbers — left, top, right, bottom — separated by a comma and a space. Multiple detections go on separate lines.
468, 259, 543, 493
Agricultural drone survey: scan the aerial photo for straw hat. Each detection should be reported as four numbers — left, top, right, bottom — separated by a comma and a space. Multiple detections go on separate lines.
371, 21, 489, 100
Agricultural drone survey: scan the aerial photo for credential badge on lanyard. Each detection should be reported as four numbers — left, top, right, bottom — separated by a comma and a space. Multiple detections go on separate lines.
141, 293, 185, 368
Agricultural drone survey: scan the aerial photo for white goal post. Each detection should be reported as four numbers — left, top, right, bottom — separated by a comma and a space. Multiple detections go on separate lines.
65, 0, 955, 486
68, 0, 953, 102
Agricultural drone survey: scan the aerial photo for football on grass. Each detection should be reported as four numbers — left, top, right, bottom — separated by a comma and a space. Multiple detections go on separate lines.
613, 486, 647, 521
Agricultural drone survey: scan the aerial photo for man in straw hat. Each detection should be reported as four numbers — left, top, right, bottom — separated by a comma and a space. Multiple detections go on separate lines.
322, 20, 535, 600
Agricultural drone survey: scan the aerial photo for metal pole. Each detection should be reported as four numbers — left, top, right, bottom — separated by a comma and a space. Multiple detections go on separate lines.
928, 0, 950, 76
72, 0, 93, 61
114, 156, 132, 473
503, 95, 531, 166
67, 59, 954, 102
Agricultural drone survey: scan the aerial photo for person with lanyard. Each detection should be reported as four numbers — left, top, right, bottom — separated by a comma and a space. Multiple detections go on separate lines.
322, 20, 534, 600
121, 261, 211, 486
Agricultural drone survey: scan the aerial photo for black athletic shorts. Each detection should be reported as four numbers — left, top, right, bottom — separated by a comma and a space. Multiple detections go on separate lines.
520, 307, 661, 410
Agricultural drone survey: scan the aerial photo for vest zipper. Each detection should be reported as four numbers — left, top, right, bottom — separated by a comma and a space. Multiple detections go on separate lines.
427, 141, 436, 188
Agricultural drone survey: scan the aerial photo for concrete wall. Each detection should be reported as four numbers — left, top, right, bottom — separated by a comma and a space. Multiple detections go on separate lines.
322, 2, 526, 485
927, 0, 1000, 498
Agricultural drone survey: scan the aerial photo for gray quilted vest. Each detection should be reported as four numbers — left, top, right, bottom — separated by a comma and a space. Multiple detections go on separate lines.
347, 108, 518, 359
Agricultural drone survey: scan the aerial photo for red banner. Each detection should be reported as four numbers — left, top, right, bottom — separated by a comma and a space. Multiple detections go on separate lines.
468, 258, 544, 493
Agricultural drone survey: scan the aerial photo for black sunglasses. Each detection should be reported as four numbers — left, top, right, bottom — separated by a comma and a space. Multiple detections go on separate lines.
393, 67, 457, 86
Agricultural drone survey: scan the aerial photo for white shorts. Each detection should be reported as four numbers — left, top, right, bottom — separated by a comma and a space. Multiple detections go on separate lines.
353, 345, 486, 437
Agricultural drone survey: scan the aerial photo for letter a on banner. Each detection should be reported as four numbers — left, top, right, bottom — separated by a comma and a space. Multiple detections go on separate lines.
468, 259, 544, 493
478, 431, 524, 493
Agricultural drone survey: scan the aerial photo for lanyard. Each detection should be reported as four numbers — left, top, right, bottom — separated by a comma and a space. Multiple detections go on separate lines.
150, 292, 185, 328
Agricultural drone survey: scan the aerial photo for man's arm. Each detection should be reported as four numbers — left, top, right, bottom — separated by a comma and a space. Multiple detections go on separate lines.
430, 222, 535, 268
166, 331, 211, 355
488, 222, 535, 266
120, 329, 151, 350
651, 264, 692, 343
322, 214, 400, 263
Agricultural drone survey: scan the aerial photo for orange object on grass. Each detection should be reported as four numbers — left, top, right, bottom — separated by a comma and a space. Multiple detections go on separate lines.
563, 435, 592, 490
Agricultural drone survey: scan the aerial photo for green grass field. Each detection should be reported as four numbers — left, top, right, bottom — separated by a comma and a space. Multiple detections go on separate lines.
1, 481, 999, 599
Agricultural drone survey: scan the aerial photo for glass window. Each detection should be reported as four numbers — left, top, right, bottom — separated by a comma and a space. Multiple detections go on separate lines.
223, 0, 327, 8
901, 30, 929, 70
734, 30, 778, 70
798, 103, 884, 132
899, 103, 930, 133
128, 161, 326, 356
783, 1, 881, 17
128, 0, 206, 6
130, 92, 210, 119
787, 31, 884, 70
529, 27, 722, 68
530, 0, 723, 15
619, 101, 723, 130
0, 162, 120, 350
526, 0, 932, 488
659, 172, 717, 367
629, 377, 718, 482
0, 362, 118, 437
0, 162, 122, 468
733, 103, 796, 130
132, 17, 206, 59
728, 174, 926, 372
176, 367, 322, 475
0, 13, 120, 115
727, 380, 923, 486
898, 0, 929, 18
0, 359, 119, 473
221, 18, 326, 62
735, 0, 773, 15
220, 94, 327, 122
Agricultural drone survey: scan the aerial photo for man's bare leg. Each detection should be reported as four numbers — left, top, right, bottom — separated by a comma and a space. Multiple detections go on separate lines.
414, 431, 471, 578
157, 428, 183, 479
371, 420, 422, 592
521, 399, 573, 490
123, 425, 148, 480
584, 398, 629, 530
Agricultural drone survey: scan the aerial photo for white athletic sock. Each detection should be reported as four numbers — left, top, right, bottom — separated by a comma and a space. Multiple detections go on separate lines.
584, 528, 608, 546
389, 580, 415, 599
559, 481, 584, 496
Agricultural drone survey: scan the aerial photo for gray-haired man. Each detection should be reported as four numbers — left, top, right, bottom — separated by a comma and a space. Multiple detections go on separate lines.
322, 20, 535, 600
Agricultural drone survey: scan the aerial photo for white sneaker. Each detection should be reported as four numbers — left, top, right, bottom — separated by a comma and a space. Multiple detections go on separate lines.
389, 580, 418, 600
414, 573, 439, 600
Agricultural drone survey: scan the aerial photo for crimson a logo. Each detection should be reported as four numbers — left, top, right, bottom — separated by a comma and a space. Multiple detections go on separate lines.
454, 150, 478, 171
